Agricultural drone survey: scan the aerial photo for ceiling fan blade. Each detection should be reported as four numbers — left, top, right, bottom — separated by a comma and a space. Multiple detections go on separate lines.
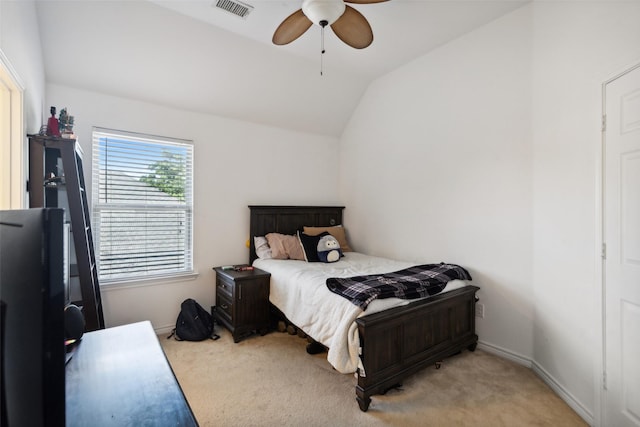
330, 5, 373, 49
272, 9, 312, 45
344, 0, 388, 3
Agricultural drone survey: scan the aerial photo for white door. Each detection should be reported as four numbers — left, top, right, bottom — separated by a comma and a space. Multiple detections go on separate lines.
604, 63, 640, 427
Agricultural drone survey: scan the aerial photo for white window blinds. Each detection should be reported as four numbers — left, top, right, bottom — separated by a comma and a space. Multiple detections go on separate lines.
91, 128, 193, 283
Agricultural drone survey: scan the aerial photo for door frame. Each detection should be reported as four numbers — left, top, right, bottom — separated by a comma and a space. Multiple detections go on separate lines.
598, 60, 640, 427
0, 48, 25, 209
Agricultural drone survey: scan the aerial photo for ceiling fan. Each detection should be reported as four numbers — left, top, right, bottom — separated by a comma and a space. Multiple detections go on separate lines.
272, 0, 388, 50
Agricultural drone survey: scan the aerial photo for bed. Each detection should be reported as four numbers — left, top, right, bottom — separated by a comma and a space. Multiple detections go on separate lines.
248, 205, 479, 412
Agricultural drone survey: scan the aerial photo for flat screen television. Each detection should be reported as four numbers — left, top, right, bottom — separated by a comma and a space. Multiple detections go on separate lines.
0, 208, 66, 427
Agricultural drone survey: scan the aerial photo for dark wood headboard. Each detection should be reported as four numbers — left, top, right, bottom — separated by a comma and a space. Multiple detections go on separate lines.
248, 205, 345, 264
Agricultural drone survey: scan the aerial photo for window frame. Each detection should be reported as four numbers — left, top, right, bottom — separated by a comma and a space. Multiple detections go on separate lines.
91, 127, 194, 285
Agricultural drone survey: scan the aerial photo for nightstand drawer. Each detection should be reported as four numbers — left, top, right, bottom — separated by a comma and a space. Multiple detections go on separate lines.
216, 292, 233, 321
216, 276, 233, 299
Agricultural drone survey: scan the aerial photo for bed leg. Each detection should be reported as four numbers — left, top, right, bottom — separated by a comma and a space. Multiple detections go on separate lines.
306, 340, 326, 355
468, 342, 478, 352
356, 395, 371, 412
356, 385, 371, 411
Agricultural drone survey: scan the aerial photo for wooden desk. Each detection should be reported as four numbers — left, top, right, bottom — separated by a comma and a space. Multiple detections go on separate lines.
65, 321, 197, 426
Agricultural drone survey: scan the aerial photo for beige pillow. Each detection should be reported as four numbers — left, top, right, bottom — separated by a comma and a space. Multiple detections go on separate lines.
303, 226, 352, 252
265, 233, 305, 260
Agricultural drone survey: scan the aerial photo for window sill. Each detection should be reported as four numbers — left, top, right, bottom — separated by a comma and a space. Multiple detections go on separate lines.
100, 272, 199, 291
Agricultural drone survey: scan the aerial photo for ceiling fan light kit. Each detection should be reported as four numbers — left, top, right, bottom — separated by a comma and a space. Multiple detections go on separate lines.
302, 0, 346, 26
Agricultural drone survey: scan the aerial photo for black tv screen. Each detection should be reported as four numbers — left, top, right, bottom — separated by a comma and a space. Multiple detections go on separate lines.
0, 208, 66, 427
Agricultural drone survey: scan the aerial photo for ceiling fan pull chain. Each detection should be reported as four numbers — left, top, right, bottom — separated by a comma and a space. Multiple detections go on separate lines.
320, 27, 324, 76
320, 20, 327, 76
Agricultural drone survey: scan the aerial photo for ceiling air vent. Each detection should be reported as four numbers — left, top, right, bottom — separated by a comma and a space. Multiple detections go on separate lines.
215, 0, 254, 19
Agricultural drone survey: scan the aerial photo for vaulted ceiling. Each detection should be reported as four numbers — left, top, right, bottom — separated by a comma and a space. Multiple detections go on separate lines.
35, 0, 527, 137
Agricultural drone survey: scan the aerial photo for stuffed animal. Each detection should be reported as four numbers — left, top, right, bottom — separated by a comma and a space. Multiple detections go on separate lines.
317, 234, 342, 263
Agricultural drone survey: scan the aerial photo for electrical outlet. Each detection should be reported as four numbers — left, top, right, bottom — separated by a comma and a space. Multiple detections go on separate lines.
476, 303, 485, 318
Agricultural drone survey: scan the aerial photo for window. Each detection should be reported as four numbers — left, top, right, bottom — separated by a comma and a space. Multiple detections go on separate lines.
92, 128, 193, 283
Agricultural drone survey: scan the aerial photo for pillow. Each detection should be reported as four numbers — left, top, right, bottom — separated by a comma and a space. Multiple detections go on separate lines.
254, 236, 272, 259
298, 231, 330, 262
303, 225, 352, 252
265, 233, 305, 261
316, 234, 342, 263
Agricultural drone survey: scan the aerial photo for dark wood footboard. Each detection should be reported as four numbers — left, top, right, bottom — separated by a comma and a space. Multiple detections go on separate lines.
355, 285, 479, 411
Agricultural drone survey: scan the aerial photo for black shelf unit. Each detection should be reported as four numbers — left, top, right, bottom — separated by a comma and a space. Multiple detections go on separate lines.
28, 134, 105, 331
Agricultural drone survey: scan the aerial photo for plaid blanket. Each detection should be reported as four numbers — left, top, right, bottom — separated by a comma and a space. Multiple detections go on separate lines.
326, 263, 472, 310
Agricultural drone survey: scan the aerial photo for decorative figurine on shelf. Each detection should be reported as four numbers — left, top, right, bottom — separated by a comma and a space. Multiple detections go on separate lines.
59, 108, 68, 130
59, 108, 75, 139
46, 106, 60, 137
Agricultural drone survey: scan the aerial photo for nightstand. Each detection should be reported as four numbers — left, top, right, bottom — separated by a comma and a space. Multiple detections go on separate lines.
213, 266, 271, 343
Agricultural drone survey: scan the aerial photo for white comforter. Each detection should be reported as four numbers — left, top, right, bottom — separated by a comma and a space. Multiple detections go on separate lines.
253, 252, 467, 374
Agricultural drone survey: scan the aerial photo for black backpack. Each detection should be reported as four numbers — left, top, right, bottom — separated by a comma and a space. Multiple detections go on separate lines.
168, 298, 220, 341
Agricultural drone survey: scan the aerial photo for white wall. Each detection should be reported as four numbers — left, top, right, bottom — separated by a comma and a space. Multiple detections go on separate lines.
47, 83, 341, 332
531, 1, 640, 420
341, 1, 640, 423
340, 6, 534, 360
0, 0, 45, 134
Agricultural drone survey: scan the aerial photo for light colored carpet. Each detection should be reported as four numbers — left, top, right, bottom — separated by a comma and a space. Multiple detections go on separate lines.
160, 329, 587, 427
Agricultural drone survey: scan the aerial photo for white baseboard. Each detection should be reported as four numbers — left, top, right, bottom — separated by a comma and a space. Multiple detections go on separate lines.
478, 340, 532, 368
531, 361, 594, 426
154, 324, 175, 335
478, 340, 593, 426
